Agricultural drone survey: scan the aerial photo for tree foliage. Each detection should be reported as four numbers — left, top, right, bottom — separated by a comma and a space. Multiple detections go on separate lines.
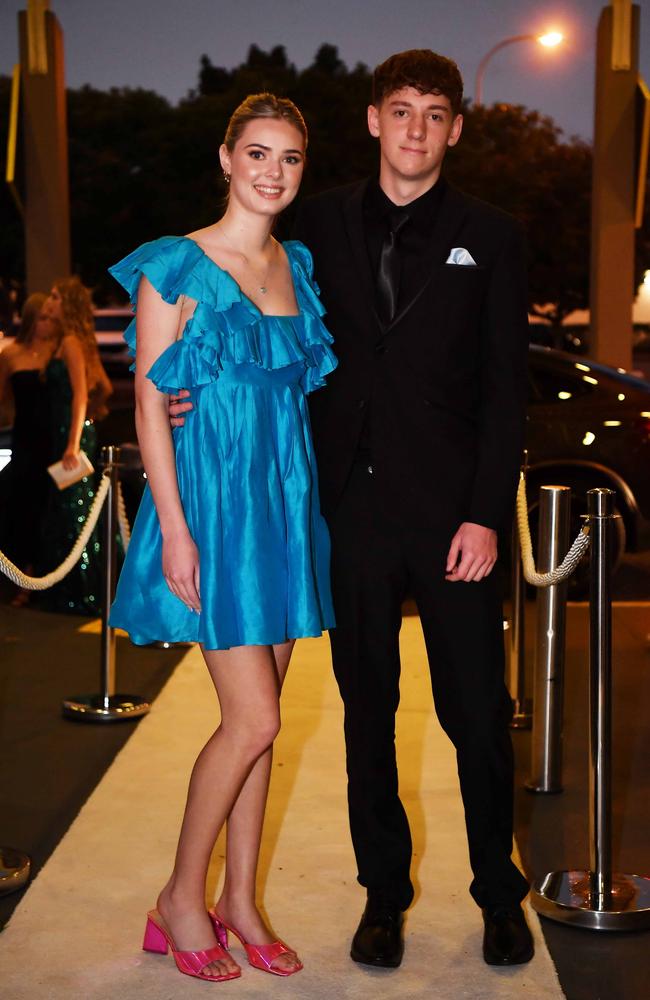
1, 43, 647, 317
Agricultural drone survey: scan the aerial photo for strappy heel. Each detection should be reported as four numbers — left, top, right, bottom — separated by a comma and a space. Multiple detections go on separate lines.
142, 909, 241, 982
209, 909, 303, 977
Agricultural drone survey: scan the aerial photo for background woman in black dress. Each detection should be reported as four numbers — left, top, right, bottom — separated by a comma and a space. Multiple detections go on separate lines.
0, 293, 60, 606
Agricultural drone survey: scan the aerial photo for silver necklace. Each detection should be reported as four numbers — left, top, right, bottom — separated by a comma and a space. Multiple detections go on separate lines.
217, 225, 274, 294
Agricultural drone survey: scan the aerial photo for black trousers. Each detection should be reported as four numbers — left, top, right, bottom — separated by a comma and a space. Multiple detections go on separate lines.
327, 461, 529, 911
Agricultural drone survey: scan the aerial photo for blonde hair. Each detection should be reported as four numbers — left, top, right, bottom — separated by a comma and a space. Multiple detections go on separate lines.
54, 276, 112, 420
16, 292, 48, 345
224, 92, 307, 152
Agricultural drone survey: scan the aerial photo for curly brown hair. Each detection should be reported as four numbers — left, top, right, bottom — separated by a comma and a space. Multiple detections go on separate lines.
54, 276, 112, 420
372, 49, 464, 116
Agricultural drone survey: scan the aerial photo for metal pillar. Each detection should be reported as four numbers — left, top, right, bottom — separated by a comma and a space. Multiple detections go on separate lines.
509, 511, 531, 728
590, 2, 639, 370
18, 4, 71, 292
62, 447, 150, 722
532, 489, 650, 929
0, 847, 30, 896
527, 486, 571, 793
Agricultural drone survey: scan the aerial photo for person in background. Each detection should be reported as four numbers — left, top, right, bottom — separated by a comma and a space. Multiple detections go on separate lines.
0, 293, 59, 606
37, 276, 113, 615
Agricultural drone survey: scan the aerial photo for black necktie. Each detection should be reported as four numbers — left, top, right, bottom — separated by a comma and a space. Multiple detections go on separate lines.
376, 209, 409, 324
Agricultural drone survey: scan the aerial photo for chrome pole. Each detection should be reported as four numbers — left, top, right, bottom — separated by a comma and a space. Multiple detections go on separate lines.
526, 486, 570, 793
0, 847, 30, 896
62, 446, 150, 722
532, 488, 650, 929
509, 508, 531, 728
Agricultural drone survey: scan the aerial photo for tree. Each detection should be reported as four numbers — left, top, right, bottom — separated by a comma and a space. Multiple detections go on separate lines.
2, 46, 647, 318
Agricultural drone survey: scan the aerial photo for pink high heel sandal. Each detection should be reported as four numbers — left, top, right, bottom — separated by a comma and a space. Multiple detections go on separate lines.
142, 909, 241, 982
209, 909, 303, 977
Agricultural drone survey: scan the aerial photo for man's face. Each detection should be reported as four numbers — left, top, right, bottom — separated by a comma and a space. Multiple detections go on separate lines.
367, 87, 463, 186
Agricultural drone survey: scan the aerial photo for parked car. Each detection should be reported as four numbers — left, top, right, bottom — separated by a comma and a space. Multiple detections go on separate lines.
525, 345, 650, 594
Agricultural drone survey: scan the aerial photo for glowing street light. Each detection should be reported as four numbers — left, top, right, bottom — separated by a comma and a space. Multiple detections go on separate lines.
474, 31, 565, 106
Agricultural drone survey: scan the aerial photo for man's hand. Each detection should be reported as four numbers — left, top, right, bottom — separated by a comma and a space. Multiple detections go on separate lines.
445, 522, 497, 582
169, 388, 193, 427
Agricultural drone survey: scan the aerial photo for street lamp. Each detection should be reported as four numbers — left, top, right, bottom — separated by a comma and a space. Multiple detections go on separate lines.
474, 31, 564, 106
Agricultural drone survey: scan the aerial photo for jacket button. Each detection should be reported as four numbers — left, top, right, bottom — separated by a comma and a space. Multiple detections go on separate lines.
358, 400, 367, 409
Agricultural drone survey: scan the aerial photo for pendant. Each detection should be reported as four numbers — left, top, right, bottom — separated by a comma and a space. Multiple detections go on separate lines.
260, 286, 267, 294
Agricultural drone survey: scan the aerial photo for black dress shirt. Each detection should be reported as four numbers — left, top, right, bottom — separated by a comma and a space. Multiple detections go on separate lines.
363, 175, 446, 315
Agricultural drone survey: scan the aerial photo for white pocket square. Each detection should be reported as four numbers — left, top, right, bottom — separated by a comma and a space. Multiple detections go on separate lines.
446, 247, 477, 266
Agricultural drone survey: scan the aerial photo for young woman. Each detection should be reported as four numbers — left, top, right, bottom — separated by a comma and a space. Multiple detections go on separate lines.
0, 294, 59, 606
108, 94, 336, 982
38, 276, 113, 614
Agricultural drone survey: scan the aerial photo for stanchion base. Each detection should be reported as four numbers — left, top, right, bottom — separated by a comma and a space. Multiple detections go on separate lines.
0, 847, 31, 896
532, 871, 650, 930
525, 780, 563, 794
62, 693, 150, 723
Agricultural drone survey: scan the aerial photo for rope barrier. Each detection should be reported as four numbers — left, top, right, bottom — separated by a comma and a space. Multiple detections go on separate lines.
116, 481, 131, 552
0, 473, 111, 590
516, 472, 591, 587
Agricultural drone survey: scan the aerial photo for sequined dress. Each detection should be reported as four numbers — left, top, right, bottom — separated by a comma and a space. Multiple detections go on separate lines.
108, 236, 336, 650
37, 358, 102, 615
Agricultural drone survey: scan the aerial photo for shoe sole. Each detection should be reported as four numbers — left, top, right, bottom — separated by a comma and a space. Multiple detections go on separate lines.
350, 948, 403, 968
483, 947, 534, 966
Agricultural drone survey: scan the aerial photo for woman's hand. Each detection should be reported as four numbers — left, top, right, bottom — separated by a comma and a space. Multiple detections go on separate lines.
162, 529, 201, 612
62, 446, 80, 471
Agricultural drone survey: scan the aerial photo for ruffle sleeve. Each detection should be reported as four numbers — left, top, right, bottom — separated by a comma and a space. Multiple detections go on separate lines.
107, 236, 336, 394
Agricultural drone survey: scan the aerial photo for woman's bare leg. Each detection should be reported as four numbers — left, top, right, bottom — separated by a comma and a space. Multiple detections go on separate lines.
157, 642, 282, 978
215, 639, 300, 972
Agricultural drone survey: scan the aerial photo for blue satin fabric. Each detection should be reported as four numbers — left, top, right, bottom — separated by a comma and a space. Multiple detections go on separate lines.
108, 237, 337, 649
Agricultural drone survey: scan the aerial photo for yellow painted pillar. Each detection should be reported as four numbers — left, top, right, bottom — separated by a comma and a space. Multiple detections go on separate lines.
18, 3, 71, 294
590, 1, 639, 370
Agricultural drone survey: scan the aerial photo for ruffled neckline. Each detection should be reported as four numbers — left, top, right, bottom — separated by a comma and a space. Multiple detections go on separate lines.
179, 237, 302, 320
108, 235, 335, 395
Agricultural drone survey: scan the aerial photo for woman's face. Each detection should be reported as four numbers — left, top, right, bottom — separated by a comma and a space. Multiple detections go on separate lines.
45, 285, 62, 319
34, 312, 58, 342
220, 117, 305, 218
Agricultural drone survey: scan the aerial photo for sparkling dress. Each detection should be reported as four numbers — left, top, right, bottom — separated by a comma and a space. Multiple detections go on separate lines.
37, 358, 103, 615
108, 236, 337, 650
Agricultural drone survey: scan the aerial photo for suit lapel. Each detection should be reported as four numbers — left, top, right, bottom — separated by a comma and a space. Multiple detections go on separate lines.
382, 183, 470, 336
342, 180, 381, 329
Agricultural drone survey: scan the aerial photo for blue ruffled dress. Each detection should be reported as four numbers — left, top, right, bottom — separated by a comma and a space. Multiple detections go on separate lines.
108, 236, 337, 650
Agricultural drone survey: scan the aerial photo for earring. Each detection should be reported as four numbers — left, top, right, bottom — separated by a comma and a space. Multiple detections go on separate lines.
223, 171, 230, 184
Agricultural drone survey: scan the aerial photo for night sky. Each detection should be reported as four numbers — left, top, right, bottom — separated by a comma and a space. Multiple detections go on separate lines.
1, 0, 649, 142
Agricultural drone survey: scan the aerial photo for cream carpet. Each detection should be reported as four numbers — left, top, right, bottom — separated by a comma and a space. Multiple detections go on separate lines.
0, 617, 563, 999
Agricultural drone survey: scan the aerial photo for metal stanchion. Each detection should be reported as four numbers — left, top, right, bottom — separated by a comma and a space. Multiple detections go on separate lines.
62, 446, 150, 722
509, 511, 531, 729
532, 488, 650, 929
526, 486, 571, 793
0, 847, 30, 896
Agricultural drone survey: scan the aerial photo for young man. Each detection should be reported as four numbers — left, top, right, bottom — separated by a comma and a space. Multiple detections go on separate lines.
171, 49, 532, 967
293, 49, 532, 968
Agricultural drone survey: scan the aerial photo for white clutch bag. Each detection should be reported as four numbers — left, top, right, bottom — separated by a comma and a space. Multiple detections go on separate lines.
47, 449, 95, 490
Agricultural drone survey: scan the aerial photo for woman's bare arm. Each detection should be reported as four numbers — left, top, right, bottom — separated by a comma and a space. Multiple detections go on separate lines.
134, 276, 201, 611
60, 335, 88, 469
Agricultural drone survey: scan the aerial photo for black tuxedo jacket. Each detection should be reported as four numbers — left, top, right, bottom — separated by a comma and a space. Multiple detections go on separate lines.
294, 178, 530, 532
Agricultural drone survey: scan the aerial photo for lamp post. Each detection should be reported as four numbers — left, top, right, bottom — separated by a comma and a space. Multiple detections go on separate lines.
474, 32, 564, 106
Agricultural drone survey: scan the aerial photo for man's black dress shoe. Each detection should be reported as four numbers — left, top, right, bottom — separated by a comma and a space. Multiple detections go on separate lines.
482, 903, 534, 965
351, 895, 405, 968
